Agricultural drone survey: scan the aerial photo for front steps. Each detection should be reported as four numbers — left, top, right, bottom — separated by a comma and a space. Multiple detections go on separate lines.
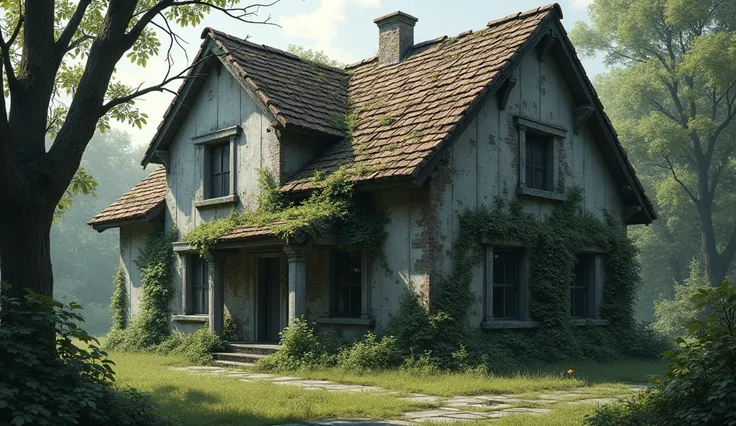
212, 342, 279, 368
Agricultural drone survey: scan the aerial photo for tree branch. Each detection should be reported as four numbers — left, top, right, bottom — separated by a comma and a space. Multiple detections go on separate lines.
54, 0, 92, 55
657, 154, 699, 203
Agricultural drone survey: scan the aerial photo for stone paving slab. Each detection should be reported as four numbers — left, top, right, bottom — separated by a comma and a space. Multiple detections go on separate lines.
173, 365, 640, 424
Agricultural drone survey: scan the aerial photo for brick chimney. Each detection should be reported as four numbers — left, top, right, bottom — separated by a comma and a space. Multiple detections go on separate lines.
374, 11, 418, 66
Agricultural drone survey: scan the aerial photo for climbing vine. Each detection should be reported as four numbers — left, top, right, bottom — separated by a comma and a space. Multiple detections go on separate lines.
106, 230, 177, 351
110, 265, 127, 330
388, 188, 667, 368
183, 167, 389, 261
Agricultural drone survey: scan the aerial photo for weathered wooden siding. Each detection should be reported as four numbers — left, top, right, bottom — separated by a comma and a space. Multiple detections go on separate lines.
164, 69, 280, 236
429, 49, 626, 326
119, 222, 160, 319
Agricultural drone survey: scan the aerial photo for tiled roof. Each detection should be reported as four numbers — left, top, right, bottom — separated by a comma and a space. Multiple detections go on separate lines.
88, 167, 167, 230
206, 29, 350, 137
281, 4, 561, 192
219, 225, 274, 242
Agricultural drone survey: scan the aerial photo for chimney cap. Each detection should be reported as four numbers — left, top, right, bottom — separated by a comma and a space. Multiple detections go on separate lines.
373, 11, 418, 26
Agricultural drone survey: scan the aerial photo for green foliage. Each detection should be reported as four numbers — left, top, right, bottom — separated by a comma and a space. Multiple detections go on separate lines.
587, 282, 736, 426
337, 333, 402, 372
387, 190, 665, 369
653, 260, 709, 338
184, 168, 388, 261
105, 231, 176, 351
254, 318, 338, 371
110, 265, 128, 330
0, 289, 172, 426
287, 44, 344, 68
572, 0, 736, 295
156, 327, 226, 365
55, 167, 98, 221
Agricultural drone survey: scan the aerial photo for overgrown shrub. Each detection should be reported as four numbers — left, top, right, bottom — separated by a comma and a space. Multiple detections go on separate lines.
157, 327, 225, 364
254, 318, 337, 371
337, 333, 402, 371
586, 282, 736, 426
0, 289, 173, 426
653, 260, 709, 338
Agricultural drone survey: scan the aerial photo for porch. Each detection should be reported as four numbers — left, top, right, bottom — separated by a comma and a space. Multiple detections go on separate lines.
170, 227, 374, 343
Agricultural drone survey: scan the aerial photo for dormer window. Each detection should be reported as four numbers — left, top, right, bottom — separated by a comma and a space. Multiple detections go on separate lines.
192, 126, 240, 208
514, 116, 568, 202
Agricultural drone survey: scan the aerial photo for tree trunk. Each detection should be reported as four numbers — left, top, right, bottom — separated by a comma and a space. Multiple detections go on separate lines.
697, 201, 730, 287
0, 206, 54, 299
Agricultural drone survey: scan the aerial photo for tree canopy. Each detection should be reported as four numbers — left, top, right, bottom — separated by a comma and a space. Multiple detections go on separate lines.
572, 0, 736, 288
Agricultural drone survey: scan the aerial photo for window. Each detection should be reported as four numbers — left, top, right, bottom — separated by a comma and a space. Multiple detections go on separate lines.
571, 255, 591, 318
492, 249, 520, 319
209, 143, 230, 198
525, 134, 549, 191
332, 250, 362, 318
191, 257, 209, 314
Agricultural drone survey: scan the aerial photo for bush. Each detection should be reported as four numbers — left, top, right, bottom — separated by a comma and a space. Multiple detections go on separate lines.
337, 333, 402, 371
0, 289, 173, 426
653, 260, 709, 338
254, 318, 336, 371
157, 327, 225, 364
587, 282, 736, 426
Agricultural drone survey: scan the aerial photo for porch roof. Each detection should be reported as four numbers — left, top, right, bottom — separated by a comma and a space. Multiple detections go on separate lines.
219, 225, 275, 242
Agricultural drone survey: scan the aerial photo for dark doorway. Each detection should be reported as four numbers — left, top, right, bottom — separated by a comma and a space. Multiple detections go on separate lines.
257, 257, 282, 343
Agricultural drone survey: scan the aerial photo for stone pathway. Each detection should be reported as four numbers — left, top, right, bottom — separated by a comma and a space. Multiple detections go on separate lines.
170, 366, 640, 425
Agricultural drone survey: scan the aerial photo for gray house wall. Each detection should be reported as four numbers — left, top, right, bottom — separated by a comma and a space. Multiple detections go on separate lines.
428, 49, 627, 326
118, 221, 161, 319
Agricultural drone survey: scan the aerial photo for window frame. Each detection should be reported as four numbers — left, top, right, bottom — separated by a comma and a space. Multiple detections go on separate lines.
483, 241, 531, 325
188, 255, 209, 315
570, 252, 604, 319
208, 142, 231, 199
329, 249, 370, 319
514, 116, 567, 201
192, 126, 240, 206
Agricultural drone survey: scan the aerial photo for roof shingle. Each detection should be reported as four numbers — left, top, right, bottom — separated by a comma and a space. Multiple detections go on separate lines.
280, 4, 560, 192
88, 166, 167, 230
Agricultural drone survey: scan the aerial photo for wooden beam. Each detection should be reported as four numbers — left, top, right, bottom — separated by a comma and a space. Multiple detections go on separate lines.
497, 77, 517, 110
155, 150, 170, 172
573, 104, 594, 135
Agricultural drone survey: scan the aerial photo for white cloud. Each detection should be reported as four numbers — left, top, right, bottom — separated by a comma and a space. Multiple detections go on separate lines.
279, 0, 380, 63
570, 0, 594, 9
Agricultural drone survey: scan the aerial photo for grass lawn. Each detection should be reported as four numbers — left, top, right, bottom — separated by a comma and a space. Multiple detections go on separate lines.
276, 360, 665, 397
107, 349, 663, 425
108, 351, 429, 426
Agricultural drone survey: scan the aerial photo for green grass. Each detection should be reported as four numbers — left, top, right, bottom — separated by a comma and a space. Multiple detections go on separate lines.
423, 404, 603, 426
522, 360, 666, 384
108, 351, 429, 426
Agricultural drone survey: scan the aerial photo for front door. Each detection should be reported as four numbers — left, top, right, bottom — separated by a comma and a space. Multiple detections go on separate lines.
257, 257, 282, 342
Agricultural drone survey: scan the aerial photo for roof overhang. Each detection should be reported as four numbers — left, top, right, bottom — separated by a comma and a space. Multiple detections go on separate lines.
89, 201, 165, 232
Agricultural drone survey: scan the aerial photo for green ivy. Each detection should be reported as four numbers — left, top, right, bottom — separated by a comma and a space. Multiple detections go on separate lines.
110, 264, 128, 330
106, 230, 177, 351
389, 188, 666, 367
183, 167, 389, 261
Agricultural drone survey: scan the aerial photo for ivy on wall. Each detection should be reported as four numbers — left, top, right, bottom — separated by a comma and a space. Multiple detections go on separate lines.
110, 265, 127, 330
183, 167, 388, 260
388, 188, 667, 367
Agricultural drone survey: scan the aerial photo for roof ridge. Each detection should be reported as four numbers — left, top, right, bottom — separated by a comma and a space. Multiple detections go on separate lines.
487, 2, 562, 28
202, 27, 348, 75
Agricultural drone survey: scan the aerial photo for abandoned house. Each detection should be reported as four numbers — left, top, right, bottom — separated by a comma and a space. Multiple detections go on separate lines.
90, 3, 655, 350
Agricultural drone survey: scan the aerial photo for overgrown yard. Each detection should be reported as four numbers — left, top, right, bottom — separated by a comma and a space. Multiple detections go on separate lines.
108, 350, 665, 425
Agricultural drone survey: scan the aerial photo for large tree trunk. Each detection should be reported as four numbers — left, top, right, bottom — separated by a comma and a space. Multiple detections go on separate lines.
697, 201, 731, 287
0, 205, 55, 299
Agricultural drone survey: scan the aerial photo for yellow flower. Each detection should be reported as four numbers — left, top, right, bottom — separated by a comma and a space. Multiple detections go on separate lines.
567, 369, 574, 375
655, 378, 661, 384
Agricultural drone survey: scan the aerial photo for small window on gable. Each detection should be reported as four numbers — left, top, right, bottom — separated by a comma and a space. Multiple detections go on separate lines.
525, 134, 550, 191
332, 250, 363, 318
492, 249, 521, 319
191, 257, 209, 315
208, 143, 231, 199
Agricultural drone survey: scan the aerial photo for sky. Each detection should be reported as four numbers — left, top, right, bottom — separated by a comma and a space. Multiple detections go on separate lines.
112, 0, 598, 149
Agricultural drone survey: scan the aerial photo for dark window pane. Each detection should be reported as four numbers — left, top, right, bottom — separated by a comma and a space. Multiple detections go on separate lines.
571, 256, 590, 317
534, 170, 546, 189
492, 249, 521, 319
222, 172, 230, 195
222, 145, 230, 173
493, 287, 505, 318
211, 145, 222, 174
505, 287, 518, 318
192, 257, 209, 314
333, 250, 362, 318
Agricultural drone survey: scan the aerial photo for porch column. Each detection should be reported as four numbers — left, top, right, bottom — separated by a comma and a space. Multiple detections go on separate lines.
284, 244, 309, 326
206, 253, 226, 335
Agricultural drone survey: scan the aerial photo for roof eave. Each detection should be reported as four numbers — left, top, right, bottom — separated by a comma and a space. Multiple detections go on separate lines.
88, 202, 165, 233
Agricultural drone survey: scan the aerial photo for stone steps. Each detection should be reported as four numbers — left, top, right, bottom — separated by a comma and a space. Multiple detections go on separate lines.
212, 342, 279, 368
